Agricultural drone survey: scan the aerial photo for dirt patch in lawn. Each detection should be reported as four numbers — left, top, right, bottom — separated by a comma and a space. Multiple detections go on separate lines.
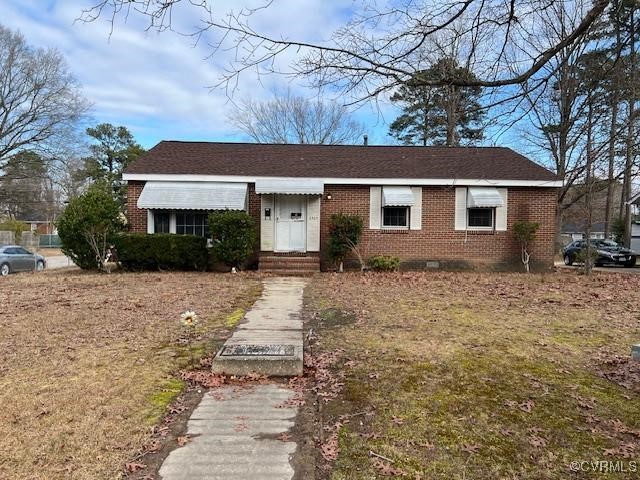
305, 270, 640, 479
0, 270, 261, 480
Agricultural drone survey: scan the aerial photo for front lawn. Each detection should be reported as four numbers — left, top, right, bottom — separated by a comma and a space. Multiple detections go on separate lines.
0, 270, 260, 480
306, 271, 640, 479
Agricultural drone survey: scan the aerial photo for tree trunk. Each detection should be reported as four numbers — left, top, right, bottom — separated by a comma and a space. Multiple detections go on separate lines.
623, 4, 636, 248
605, 0, 622, 238
584, 99, 595, 275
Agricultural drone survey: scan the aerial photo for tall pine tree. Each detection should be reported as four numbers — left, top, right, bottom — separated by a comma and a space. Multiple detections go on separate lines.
388, 58, 486, 146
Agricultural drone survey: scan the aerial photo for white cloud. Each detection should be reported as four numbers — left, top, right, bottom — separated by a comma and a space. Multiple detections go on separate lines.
3, 0, 387, 147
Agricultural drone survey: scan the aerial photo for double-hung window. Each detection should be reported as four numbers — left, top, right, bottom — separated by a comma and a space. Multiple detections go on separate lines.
381, 186, 414, 229
383, 206, 409, 228
467, 207, 494, 228
466, 188, 504, 230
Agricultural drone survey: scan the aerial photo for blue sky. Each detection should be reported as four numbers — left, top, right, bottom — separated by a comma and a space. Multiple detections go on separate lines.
4, 0, 529, 156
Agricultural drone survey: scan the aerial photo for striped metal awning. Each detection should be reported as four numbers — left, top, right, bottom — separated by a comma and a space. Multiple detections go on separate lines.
467, 187, 504, 208
255, 178, 324, 195
382, 186, 414, 206
137, 182, 247, 210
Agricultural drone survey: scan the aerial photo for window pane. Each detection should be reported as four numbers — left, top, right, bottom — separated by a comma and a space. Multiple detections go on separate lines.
468, 208, 493, 227
383, 207, 408, 227
174, 211, 209, 237
154, 211, 170, 233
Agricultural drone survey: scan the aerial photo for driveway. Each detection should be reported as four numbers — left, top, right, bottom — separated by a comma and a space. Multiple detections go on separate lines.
45, 256, 77, 270
555, 261, 640, 274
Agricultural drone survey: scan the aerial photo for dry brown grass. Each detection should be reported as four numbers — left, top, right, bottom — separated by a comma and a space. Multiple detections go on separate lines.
306, 270, 640, 479
0, 270, 260, 480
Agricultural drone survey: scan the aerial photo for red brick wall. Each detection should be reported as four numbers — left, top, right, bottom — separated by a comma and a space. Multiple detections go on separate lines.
127, 181, 147, 233
127, 181, 557, 270
247, 184, 261, 229
318, 185, 557, 270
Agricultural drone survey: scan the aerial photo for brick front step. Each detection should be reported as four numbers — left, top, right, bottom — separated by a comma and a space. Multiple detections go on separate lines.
259, 254, 320, 275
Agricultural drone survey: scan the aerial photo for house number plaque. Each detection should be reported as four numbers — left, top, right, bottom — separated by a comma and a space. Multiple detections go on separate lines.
220, 344, 295, 356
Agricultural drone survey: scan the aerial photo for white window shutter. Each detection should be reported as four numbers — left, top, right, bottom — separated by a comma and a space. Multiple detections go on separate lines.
306, 196, 321, 252
370, 187, 381, 229
260, 194, 274, 251
410, 187, 422, 230
454, 187, 468, 231
495, 188, 508, 231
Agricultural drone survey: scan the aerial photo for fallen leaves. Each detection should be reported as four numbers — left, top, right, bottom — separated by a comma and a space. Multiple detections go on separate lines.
461, 444, 480, 454
125, 463, 146, 473
276, 432, 293, 442
603, 443, 637, 458
176, 436, 190, 447
371, 457, 406, 476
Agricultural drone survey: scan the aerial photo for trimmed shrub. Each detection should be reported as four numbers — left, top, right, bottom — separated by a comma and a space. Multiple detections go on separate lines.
368, 255, 401, 272
57, 183, 124, 270
208, 210, 257, 269
327, 213, 363, 270
114, 233, 208, 271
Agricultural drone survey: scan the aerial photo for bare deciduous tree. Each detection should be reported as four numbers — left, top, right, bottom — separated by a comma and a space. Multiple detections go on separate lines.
79, 0, 611, 101
229, 92, 366, 144
0, 24, 89, 167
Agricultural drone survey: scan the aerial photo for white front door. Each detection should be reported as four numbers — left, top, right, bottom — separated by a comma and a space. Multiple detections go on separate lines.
275, 195, 306, 252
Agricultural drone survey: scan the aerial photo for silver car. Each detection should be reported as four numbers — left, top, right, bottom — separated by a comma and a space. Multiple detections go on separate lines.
0, 245, 46, 276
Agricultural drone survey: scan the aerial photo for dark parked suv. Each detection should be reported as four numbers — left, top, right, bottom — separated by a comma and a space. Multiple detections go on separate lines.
563, 239, 637, 268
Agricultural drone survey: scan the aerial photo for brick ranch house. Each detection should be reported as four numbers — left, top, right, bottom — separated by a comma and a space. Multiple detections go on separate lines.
123, 141, 561, 273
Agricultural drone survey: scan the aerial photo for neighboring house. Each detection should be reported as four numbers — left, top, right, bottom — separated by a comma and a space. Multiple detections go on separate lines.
632, 223, 640, 253
560, 221, 607, 245
123, 141, 561, 272
17, 219, 57, 235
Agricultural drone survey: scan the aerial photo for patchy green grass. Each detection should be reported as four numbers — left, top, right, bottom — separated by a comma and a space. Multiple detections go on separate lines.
147, 377, 186, 424
225, 307, 246, 328
307, 271, 640, 479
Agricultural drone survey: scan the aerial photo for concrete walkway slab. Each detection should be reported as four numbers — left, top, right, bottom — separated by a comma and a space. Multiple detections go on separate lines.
212, 277, 305, 377
159, 384, 297, 480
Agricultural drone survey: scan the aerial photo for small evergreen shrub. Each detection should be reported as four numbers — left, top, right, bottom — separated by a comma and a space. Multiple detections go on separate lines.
57, 183, 124, 270
327, 213, 363, 269
208, 211, 257, 269
114, 233, 208, 271
368, 255, 401, 271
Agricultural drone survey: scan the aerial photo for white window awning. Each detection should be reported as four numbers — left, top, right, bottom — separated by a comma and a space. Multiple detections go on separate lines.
137, 182, 247, 210
467, 187, 504, 208
382, 186, 414, 206
255, 178, 324, 195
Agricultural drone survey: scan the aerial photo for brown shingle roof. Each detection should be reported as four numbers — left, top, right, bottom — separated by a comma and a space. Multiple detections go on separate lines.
125, 141, 558, 181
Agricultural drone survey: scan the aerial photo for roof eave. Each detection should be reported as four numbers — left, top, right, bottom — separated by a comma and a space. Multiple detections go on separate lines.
123, 173, 562, 188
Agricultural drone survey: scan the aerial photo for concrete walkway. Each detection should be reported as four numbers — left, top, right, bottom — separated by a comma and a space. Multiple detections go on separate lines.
212, 277, 305, 376
159, 385, 298, 480
158, 277, 307, 480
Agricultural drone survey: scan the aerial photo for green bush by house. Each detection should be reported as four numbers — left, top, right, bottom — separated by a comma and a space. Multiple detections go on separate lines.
114, 233, 208, 271
208, 211, 257, 269
368, 255, 401, 271
57, 183, 124, 270
327, 213, 363, 270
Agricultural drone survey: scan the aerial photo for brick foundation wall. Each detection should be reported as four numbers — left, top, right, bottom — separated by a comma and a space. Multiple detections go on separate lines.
127, 181, 147, 233
318, 185, 557, 271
